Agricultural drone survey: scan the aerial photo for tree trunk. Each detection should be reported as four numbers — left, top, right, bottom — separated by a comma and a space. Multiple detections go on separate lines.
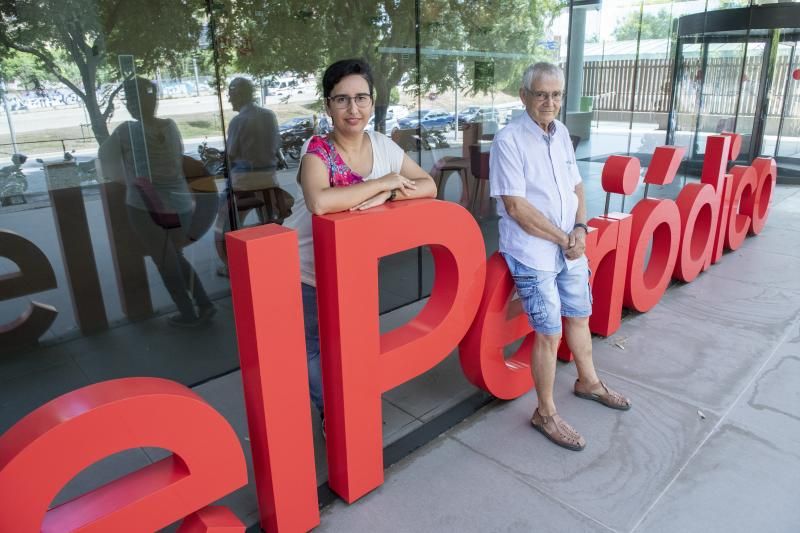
85, 89, 110, 144
373, 76, 390, 134
78, 61, 110, 144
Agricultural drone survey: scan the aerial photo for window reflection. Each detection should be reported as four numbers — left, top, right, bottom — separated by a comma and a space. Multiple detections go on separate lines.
98, 77, 216, 328
1, 0, 798, 441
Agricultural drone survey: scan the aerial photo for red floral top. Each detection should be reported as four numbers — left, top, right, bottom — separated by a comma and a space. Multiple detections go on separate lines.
305, 135, 365, 187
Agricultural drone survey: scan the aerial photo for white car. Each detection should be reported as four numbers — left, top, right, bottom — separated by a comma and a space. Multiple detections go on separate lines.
387, 105, 409, 120
365, 111, 400, 134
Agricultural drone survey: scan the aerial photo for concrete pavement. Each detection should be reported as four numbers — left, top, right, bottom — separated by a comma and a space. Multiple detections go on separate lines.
313, 184, 800, 533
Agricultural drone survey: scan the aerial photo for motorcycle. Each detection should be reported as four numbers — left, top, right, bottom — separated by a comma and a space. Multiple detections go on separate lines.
276, 147, 289, 170
199, 140, 289, 173
0, 153, 29, 206
393, 127, 450, 152
63, 152, 99, 185
198, 140, 226, 176
280, 128, 308, 161
33, 152, 99, 188
423, 128, 450, 149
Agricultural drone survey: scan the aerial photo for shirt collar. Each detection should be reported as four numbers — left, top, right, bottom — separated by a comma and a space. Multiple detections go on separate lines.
520, 112, 557, 138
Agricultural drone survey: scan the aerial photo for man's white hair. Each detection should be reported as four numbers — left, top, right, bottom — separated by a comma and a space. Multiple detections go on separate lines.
521, 62, 565, 90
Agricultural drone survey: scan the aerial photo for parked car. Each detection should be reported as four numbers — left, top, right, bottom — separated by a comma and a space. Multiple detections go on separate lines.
456, 106, 481, 125
457, 106, 499, 129
365, 110, 400, 134
504, 106, 526, 124
279, 116, 314, 134
387, 105, 410, 120
397, 109, 455, 132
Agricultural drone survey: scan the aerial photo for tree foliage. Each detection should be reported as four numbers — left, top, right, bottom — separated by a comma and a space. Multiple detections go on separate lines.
612, 9, 673, 41
1, 0, 567, 137
213, 0, 565, 130
0, 0, 205, 142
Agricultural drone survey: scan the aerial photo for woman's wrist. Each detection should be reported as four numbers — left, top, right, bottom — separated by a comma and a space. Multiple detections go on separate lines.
387, 189, 397, 202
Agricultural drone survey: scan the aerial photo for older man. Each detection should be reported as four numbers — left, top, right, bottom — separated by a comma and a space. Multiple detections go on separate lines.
489, 62, 631, 451
226, 77, 281, 193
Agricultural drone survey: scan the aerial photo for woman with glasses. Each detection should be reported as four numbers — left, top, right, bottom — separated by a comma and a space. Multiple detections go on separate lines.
283, 58, 436, 427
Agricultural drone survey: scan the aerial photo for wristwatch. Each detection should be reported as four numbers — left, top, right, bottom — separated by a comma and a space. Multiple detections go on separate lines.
388, 189, 397, 202
573, 222, 589, 234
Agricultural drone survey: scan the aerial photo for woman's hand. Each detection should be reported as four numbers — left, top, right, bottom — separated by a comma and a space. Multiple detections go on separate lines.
379, 172, 417, 194
350, 190, 393, 211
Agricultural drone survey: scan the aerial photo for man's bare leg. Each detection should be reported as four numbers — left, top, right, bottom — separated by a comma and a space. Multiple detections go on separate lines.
530, 328, 587, 450
563, 316, 599, 386
565, 316, 631, 409
532, 332, 561, 416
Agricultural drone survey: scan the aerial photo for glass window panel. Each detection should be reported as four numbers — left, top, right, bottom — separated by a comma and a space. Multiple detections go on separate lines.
0, 0, 235, 433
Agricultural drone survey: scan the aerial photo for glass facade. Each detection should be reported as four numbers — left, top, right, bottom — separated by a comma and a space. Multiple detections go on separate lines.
0, 0, 797, 493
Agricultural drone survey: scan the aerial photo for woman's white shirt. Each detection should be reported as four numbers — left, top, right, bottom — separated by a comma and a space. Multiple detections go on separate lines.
283, 130, 405, 286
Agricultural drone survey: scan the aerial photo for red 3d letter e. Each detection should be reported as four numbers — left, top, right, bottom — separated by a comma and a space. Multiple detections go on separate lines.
0, 378, 247, 533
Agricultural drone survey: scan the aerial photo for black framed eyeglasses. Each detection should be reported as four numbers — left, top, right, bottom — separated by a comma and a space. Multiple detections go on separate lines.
327, 93, 373, 109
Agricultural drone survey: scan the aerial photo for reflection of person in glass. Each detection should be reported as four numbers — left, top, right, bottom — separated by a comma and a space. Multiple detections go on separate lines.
226, 77, 284, 222
100, 77, 215, 328
283, 59, 437, 424
490, 63, 630, 451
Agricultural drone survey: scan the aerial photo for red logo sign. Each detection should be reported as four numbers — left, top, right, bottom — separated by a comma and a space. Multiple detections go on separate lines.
0, 134, 776, 532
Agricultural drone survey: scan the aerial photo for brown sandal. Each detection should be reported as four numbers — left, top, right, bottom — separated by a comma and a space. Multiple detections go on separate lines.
574, 379, 631, 411
530, 409, 586, 451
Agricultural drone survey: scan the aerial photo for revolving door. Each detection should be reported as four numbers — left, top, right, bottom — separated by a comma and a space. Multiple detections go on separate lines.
667, 4, 800, 180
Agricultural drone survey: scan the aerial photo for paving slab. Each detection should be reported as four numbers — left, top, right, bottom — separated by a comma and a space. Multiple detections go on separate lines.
726, 319, 800, 451
633, 423, 800, 533
448, 366, 717, 532
739, 223, 800, 258
707, 241, 800, 292
317, 437, 611, 533
594, 269, 800, 412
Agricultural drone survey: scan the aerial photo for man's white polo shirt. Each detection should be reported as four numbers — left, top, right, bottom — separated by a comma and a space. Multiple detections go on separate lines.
489, 113, 583, 272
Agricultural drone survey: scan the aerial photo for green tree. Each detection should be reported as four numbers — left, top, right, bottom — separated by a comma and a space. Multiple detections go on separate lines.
212, 0, 564, 131
613, 9, 673, 41
0, 0, 205, 143
0, 48, 77, 90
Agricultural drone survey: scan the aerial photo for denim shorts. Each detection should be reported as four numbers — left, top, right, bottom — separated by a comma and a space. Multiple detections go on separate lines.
502, 252, 592, 336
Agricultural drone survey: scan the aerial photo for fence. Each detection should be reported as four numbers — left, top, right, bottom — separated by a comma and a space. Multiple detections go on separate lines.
582, 55, 799, 119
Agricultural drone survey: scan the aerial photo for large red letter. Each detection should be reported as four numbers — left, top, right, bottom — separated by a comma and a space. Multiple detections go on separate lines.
313, 199, 485, 502
0, 378, 247, 532
459, 252, 535, 400
726, 165, 758, 250
695, 134, 731, 271
587, 213, 632, 336
707, 133, 741, 264
626, 202, 682, 311
226, 224, 320, 533
746, 157, 777, 235
674, 182, 717, 282
624, 147, 684, 311
0, 230, 58, 349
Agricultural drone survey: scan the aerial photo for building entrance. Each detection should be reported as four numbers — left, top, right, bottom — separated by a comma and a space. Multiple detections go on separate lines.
667, 4, 800, 180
